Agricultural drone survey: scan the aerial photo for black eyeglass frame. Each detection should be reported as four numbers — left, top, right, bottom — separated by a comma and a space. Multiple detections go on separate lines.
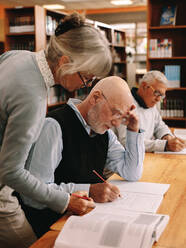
78, 72, 97, 88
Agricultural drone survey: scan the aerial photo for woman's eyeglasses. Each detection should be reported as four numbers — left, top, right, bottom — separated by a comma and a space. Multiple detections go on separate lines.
78, 72, 97, 88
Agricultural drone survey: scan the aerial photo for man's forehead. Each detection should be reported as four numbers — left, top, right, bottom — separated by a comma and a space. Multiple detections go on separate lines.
114, 101, 133, 115
152, 81, 167, 90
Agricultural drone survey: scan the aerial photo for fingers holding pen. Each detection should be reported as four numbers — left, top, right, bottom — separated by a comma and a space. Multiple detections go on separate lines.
167, 137, 186, 152
67, 191, 95, 216
91, 169, 121, 202
89, 183, 121, 203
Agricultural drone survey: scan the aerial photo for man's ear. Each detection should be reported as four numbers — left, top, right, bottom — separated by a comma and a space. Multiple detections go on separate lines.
89, 90, 102, 105
58, 55, 70, 66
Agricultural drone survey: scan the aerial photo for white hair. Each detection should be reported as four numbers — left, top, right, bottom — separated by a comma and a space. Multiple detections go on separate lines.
139, 70, 168, 86
45, 13, 112, 79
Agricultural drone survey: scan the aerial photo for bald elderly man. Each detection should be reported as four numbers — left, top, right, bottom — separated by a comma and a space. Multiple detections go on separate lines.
17, 76, 145, 237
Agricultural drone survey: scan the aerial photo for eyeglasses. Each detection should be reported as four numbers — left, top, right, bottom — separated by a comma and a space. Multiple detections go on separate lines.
101, 93, 123, 120
78, 72, 97, 88
149, 85, 165, 99
102, 92, 132, 125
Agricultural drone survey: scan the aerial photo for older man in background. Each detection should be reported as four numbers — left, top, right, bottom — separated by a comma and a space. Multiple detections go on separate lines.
113, 70, 186, 152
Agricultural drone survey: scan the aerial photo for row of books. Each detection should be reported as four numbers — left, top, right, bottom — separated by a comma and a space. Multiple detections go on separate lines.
48, 86, 92, 105
48, 86, 67, 105
160, 98, 184, 118
9, 15, 59, 35
10, 40, 35, 51
9, 16, 34, 33
113, 31, 124, 46
149, 39, 172, 58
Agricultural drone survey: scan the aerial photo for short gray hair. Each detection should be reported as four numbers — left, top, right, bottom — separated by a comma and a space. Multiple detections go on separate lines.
45, 13, 112, 78
139, 70, 168, 86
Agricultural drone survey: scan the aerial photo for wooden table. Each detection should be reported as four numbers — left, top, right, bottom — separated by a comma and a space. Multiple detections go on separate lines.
30, 153, 186, 248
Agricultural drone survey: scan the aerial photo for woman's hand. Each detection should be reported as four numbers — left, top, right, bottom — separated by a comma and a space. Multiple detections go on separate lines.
67, 191, 95, 215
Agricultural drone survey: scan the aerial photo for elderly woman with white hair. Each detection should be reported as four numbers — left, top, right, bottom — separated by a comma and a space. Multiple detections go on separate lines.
0, 12, 112, 248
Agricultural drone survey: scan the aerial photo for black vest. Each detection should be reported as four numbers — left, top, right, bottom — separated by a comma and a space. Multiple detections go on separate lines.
47, 104, 109, 184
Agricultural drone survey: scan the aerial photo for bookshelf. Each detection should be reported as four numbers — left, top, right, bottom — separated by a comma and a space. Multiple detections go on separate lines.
94, 21, 127, 80
4, 7, 126, 111
147, 0, 186, 128
4, 6, 45, 51
4, 6, 67, 52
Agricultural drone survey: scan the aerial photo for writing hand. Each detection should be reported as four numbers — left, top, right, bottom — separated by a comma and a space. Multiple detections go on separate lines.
89, 183, 121, 203
67, 191, 95, 215
166, 137, 186, 152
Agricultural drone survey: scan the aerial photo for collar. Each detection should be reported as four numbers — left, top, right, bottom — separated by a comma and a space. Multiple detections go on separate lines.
131, 87, 148, 109
35, 50, 55, 90
67, 98, 92, 135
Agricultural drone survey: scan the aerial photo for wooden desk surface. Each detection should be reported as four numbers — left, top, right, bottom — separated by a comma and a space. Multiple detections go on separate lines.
29, 153, 186, 248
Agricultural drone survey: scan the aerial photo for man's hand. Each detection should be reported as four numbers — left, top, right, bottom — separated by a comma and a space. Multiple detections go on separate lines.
89, 183, 120, 202
67, 191, 95, 215
166, 137, 186, 152
125, 105, 139, 133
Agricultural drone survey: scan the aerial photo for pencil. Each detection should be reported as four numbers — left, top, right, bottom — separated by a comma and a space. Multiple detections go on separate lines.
71, 193, 90, 201
92, 170, 107, 183
92, 170, 122, 198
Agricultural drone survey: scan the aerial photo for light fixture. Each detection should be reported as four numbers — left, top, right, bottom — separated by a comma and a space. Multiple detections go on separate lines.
111, 0, 133, 6
43, 4, 65, 10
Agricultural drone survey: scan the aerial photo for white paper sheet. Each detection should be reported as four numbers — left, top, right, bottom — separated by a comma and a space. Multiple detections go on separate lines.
94, 181, 170, 214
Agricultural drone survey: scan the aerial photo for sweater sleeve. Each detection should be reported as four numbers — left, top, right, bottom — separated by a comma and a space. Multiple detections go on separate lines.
0, 66, 69, 214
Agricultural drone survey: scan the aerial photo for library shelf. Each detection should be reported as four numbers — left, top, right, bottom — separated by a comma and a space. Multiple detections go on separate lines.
149, 25, 186, 30
167, 87, 186, 91
162, 117, 186, 121
147, 0, 186, 127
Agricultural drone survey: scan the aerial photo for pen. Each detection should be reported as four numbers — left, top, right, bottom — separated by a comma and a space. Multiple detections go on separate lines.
71, 193, 90, 201
92, 170, 122, 198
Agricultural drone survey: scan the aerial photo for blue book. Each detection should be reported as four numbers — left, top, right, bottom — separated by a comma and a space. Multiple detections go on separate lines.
160, 5, 177, 25
164, 65, 181, 88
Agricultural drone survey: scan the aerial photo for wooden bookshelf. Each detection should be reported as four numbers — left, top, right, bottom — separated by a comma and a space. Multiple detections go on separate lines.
4, 6, 66, 52
147, 0, 186, 128
94, 21, 126, 80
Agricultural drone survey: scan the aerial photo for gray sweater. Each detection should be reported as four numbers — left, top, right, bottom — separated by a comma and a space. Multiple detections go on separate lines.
0, 50, 69, 213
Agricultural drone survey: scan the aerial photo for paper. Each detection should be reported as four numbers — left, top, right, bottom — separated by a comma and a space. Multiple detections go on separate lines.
110, 181, 170, 195
94, 181, 170, 214
155, 149, 186, 155
174, 128, 186, 140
